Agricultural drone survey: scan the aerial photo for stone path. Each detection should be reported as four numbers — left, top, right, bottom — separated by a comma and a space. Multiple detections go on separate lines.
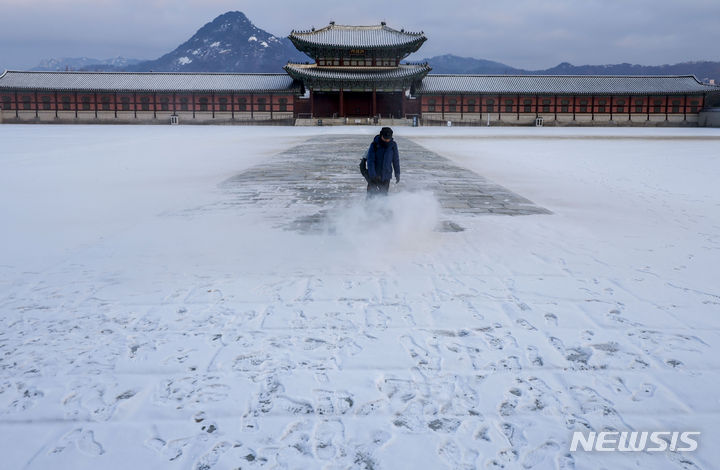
219, 135, 550, 231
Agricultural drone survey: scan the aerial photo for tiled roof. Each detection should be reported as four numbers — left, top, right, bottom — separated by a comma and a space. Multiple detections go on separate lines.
289, 23, 426, 50
417, 75, 717, 95
0, 71, 298, 92
284, 63, 431, 82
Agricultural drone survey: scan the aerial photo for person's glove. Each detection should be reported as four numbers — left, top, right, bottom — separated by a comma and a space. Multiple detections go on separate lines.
396, 176, 400, 184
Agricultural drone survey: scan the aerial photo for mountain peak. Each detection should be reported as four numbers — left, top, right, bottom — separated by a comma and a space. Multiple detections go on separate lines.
217, 10, 249, 20
197, 10, 253, 36
208, 11, 251, 27
126, 10, 306, 73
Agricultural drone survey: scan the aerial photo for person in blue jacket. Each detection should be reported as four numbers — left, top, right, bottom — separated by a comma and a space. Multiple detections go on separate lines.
366, 127, 400, 197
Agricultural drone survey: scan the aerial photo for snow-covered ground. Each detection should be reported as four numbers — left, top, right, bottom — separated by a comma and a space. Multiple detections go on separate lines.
0, 125, 719, 469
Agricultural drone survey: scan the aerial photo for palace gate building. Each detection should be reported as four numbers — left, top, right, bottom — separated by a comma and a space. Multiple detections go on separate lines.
1, 22, 719, 126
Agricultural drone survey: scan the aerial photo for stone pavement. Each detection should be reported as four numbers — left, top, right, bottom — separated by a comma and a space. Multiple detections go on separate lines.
221, 134, 550, 231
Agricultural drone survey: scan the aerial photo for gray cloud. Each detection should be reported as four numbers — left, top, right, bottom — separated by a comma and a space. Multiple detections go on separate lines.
1, 0, 719, 71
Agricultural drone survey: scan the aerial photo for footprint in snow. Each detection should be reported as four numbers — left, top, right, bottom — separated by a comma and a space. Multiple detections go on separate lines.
521, 440, 560, 469
564, 347, 593, 369
631, 382, 656, 401
51, 428, 104, 457
276, 395, 315, 415
544, 312, 559, 326
1, 381, 44, 415
62, 381, 119, 421
494, 355, 521, 372
556, 452, 576, 469
280, 420, 313, 457
516, 318, 537, 331
399, 334, 439, 370
665, 451, 704, 470
365, 305, 391, 329
496, 421, 527, 448
313, 418, 344, 460
193, 441, 232, 470
526, 346, 544, 367
392, 401, 426, 433
438, 439, 475, 469
568, 385, 629, 429
314, 389, 354, 415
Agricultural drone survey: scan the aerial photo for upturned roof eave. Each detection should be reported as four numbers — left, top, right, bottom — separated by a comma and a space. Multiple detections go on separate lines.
288, 35, 426, 53
283, 64, 431, 81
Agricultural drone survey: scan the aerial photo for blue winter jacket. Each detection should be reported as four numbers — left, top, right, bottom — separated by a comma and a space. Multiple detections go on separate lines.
367, 135, 400, 182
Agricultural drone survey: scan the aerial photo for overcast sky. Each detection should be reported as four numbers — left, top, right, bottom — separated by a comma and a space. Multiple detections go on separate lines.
1, 0, 719, 71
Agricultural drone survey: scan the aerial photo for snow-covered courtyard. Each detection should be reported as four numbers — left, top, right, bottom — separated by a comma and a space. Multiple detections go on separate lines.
1, 125, 719, 470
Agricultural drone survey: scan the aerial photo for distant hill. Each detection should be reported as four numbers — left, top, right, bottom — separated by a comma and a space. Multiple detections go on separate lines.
31, 57, 142, 71
423, 55, 720, 83
419, 54, 522, 74
539, 61, 720, 83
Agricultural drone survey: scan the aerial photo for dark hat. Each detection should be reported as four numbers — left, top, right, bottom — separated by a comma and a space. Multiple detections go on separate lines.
380, 127, 393, 138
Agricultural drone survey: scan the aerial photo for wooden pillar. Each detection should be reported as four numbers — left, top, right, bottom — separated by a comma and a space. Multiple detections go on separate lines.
75, 92, 78, 119
684, 94, 687, 121
153, 92, 157, 119
628, 95, 632, 120
55, 91, 58, 119
309, 90, 314, 118
94, 93, 98, 119
460, 94, 463, 120
573, 95, 576, 121
665, 95, 668, 121
401, 91, 406, 118
211, 92, 215, 119
591, 95, 595, 121
554, 94, 557, 121
192, 92, 195, 119
114, 92, 118, 119
646, 95, 650, 121
517, 94, 520, 121
34, 91, 39, 118
441, 94, 445, 120
172, 92, 176, 114
250, 93, 254, 120
14, 90, 18, 118
339, 88, 344, 117
133, 92, 137, 119
231, 92, 234, 120
372, 88, 377, 116
270, 94, 274, 120
535, 95, 538, 119
609, 95, 613, 121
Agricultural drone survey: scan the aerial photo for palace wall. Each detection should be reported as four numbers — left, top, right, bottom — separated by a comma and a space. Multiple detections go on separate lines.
418, 94, 704, 126
0, 89, 711, 126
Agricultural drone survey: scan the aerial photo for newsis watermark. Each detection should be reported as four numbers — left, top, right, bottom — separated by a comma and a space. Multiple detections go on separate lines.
570, 431, 700, 452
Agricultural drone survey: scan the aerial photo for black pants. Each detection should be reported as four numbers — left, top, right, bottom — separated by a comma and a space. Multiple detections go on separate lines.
367, 180, 390, 197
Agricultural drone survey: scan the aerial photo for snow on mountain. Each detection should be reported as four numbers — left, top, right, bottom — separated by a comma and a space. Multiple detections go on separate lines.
129, 11, 306, 73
